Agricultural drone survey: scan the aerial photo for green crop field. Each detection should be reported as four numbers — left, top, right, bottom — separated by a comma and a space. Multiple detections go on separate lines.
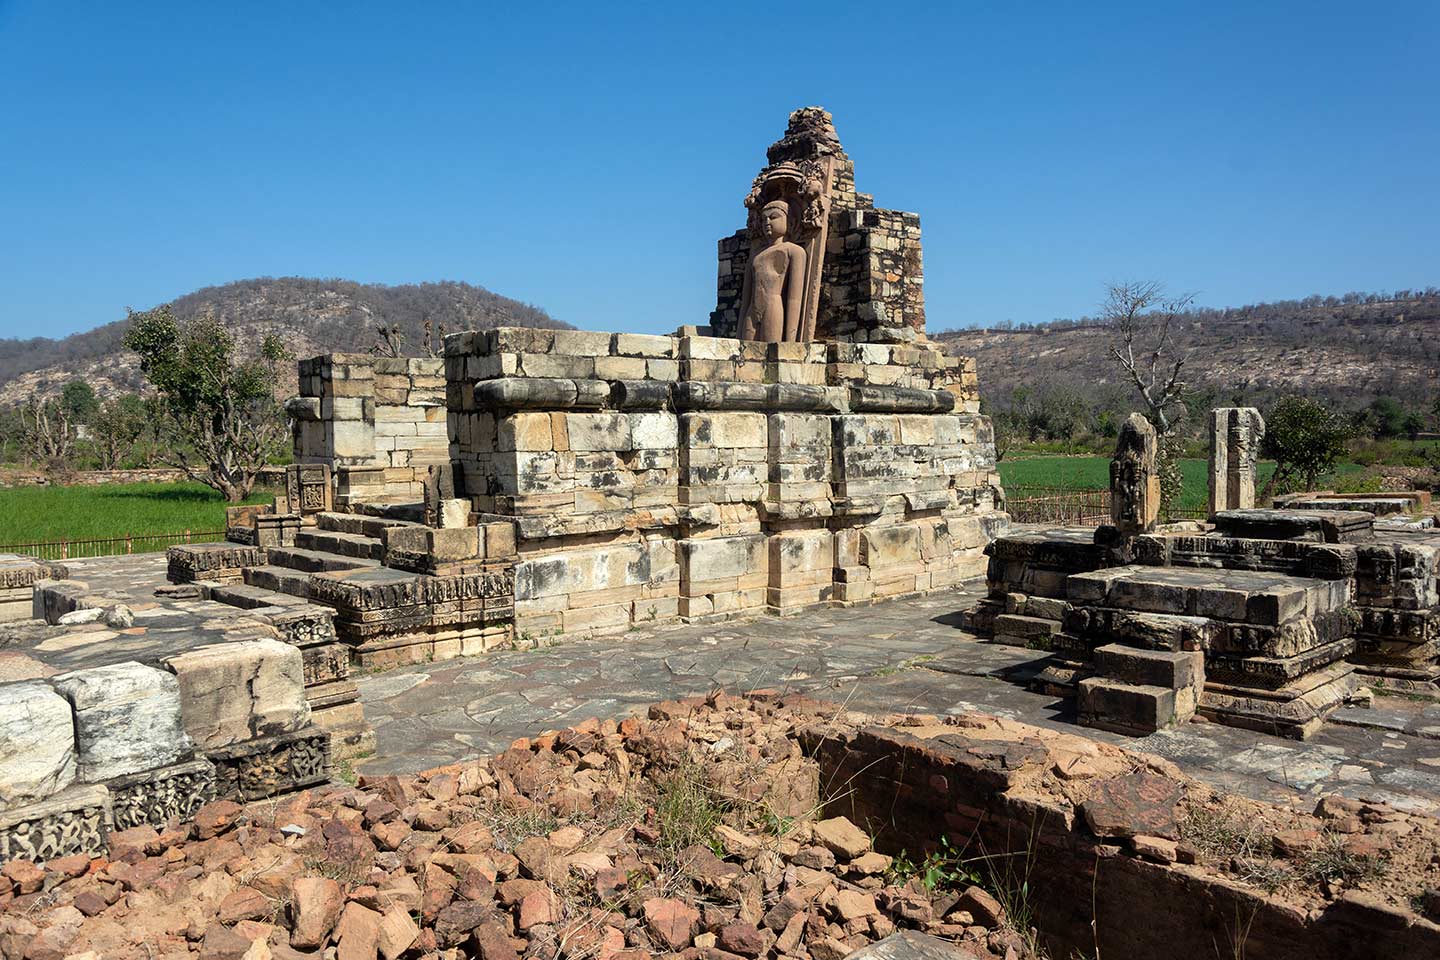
997, 456, 1366, 511
0, 481, 273, 546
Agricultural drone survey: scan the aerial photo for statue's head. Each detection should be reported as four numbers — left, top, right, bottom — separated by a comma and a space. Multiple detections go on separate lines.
761, 200, 790, 242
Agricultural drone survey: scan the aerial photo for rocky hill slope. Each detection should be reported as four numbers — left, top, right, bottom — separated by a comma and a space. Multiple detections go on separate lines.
0, 277, 570, 404
936, 292, 1440, 409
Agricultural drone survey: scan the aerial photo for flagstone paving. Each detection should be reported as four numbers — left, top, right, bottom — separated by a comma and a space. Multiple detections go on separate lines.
355, 581, 1440, 816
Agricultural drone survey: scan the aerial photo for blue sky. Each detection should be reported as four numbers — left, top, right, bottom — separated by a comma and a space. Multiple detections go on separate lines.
1, 1, 1436, 340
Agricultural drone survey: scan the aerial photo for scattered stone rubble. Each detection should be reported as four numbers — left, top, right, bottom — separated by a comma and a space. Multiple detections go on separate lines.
2, 693, 1437, 960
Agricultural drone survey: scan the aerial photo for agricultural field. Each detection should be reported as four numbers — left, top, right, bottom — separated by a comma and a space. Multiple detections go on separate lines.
0, 481, 273, 548
996, 456, 1367, 512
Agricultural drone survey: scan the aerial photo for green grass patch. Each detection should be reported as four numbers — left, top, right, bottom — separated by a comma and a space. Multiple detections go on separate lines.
998, 456, 1366, 511
0, 481, 273, 545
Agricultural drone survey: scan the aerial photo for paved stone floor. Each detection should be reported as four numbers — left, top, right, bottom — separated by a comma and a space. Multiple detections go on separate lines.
357, 582, 1440, 816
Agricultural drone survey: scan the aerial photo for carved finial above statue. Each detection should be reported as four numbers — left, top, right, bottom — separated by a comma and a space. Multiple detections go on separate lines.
765, 106, 846, 164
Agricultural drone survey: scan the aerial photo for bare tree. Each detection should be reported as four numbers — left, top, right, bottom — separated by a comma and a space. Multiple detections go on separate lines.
1102, 281, 1196, 435
21, 395, 74, 464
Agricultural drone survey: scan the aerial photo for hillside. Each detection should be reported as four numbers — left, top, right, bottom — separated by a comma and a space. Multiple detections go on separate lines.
935, 291, 1440, 412
0, 277, 570, 404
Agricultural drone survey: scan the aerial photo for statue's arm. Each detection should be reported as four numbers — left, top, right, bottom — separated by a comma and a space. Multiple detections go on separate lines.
784, 245, 807, 341
738, 259, 756, 341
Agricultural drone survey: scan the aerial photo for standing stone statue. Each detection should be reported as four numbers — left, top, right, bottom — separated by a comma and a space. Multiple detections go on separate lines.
739, 200, 808, 342
1110, 413, 1161, 535
1208, 408, 1265, 515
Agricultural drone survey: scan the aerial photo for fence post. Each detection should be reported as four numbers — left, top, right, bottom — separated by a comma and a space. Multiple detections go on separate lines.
61, 538, 68, 560
126, 533, 133, 554
185, 529, 191, 544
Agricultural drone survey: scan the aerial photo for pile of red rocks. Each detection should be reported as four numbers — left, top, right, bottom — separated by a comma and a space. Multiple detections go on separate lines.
0, 694, 1031, 960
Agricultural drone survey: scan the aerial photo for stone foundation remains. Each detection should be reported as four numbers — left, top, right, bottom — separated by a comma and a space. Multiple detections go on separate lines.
967, 409, 1440, 738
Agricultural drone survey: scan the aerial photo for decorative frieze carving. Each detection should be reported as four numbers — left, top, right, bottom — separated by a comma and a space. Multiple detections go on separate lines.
106, 759, 216, 831
0, 785, 109, 863
208, 727, 330, 802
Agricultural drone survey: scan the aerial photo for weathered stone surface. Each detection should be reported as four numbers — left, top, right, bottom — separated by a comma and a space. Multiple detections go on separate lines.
208, 727, 331, 802
0, 681, 75, 806
164, 639, 310, 749
1080, 770, 1183, 839
51, 661, 193, 782
106, 758, 216, 831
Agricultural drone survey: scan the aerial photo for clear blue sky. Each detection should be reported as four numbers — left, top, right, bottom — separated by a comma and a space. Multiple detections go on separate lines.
2, 1, 1436, 340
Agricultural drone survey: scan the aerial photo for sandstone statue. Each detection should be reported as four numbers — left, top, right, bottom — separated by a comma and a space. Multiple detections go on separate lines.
738, 199, 808, 342
1110, 412, 1160, 535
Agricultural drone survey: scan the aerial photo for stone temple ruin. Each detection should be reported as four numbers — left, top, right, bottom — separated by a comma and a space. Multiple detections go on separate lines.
969, 405, 1440, 738
2, 107, 1440, 956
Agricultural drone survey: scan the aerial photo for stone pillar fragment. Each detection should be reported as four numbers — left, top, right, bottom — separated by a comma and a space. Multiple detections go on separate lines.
1209, 407, 1265, 516
1109, 413, 1160, 535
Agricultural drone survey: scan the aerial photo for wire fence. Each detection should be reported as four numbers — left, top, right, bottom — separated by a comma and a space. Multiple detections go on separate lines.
1003, 484, 1207, 526
0, 530, 224, 562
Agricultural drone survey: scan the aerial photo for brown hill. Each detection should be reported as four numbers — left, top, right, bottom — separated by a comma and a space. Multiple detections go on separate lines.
935, 291, 1440, 412
0, 277, 570, 404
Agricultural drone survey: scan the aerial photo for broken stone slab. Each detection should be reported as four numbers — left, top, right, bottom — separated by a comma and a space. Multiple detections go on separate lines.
1066, 565, 1348, 627
0, 784, 109, 864
0, 681, 76, 806
1093, 644, 1203, 690
51, 662, 194, 782
163, 639, 311, 750
1212, 508, 1374, 544
847, 931, 980, 959
1078, 677, 1193, 734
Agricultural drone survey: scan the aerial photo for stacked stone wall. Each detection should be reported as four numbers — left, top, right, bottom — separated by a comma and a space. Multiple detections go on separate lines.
442, 326, 1005, 638
290, 355, 448, 503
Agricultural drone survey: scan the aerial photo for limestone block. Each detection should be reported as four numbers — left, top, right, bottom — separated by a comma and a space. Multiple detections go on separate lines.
51, 662, 193, 783
680, 535, 767, 584
498, 413, 554, 452
685, 412, 768, 449
331, 420, 376, 460
615, 333, 677, 358
565, 413, 632, 452
680, 336, 743, 361
630, 412, 678, 450
0, 681, 75, 806
861, 526, 923, 568
595, 356, 648, 380
769, 530, 833, 586
553, 330, 614, 357
163, 639, 311, 750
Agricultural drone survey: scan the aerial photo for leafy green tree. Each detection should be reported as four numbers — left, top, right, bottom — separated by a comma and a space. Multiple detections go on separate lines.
60, 380, 100, 425
1367, 396, 1406, 439
1402, 412, 1426, 440
122, 306, 291, 502
1260, 396, 1352, 500
88, 393, 149, 469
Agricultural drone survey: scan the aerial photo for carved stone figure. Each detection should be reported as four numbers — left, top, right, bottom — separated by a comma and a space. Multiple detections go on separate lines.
1110, 413, 1161, 536
739, 200, 808, 342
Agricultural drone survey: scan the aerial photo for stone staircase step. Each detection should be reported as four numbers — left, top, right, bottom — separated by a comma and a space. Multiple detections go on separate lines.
1093, 643, 1203, 690
265, 546, 377, 574
1078, 677, 1190, 734
207, 583, 287, 609
294, 529, 385, 561
243, 565, 313, 599
315, 511, 422, 540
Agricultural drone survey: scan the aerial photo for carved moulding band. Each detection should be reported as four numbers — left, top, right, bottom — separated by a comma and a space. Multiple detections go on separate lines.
207, 727, 331, 802
0, 785, 110, 865
106, 758, 217, 832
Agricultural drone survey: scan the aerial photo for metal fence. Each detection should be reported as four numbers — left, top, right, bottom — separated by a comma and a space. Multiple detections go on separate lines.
0, 530, 223, 562
1002, 485, 1207, 526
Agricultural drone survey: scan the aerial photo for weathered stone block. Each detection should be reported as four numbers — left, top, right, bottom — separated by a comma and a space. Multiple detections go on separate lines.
51, 662, 193, 782
1093, 644, 1204, 689
861, 526, 922, 568
565, 412, 632, 452
630, 412, 678, 450
681, 536, 767, 584
0, 681, 75, 806
163, 639, 311, 750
